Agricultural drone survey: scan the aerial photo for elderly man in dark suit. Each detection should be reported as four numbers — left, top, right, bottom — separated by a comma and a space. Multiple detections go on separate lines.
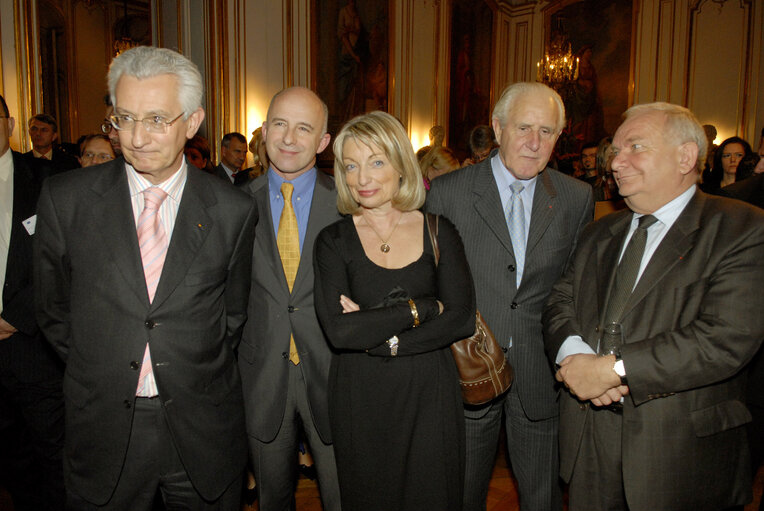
544, 102, 764, 510
0, 94, 65, 511
237, 86, 341, 511
427, 82, 593, 511
34, 46, 256, 510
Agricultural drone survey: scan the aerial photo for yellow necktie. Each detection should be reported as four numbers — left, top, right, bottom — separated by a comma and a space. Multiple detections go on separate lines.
277, 182, 300, 365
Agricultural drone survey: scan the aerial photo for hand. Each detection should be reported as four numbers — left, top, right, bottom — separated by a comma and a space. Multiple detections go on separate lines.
0, 317, 18, 341
591, 385, 630, 407
339, 294, 360, 313
556, 354, 622, 401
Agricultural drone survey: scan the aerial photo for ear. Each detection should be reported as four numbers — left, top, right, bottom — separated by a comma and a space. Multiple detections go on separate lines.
491, 117, 503, 142
184, 107, 205, 139
7, 117, 15, 137
261, 121, 268, 143
677, 142, 699, 175
317, 132, 331, 154
52, 131, 59, 143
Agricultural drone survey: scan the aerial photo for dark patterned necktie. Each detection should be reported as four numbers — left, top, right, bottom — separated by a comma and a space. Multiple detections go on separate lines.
602, 214, 659, 326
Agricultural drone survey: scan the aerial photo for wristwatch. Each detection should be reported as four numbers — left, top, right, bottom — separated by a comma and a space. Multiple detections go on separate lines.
387, 335, 399, 357
613, 356, 627, 385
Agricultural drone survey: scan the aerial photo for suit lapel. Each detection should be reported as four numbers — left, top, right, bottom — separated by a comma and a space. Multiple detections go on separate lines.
472, 158, 514, 256
526, 169, 555, 256
151, 168, 213, 309
90, 161, 147, 305
252, 177, 290, 294
595, 212, 633, 329
291, 171, 337, 296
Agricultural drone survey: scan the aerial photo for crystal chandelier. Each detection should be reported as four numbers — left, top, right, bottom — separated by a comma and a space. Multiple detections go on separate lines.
536, 20, 579, 89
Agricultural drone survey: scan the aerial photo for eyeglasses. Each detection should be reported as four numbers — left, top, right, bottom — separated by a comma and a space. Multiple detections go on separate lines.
82, 152, 114, 163
109, 112, 184, 134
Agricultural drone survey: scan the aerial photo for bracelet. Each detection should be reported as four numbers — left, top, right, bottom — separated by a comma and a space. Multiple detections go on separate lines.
387, 335, 399, 356
408, 299, 420, 327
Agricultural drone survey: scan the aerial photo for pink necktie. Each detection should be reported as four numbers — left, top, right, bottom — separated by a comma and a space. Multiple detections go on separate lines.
136, 187, 169, 396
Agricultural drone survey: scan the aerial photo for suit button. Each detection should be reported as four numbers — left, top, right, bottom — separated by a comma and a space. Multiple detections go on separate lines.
510, 302, 518, 309
130, 361, 140, 370
282, 352, 289, 359
595, 326, 600, 333
145, 320, 156, 329
502, 347, 508, 353
508, 265, 516, 272
579, 403, 588, 410
287, 306, 295, 313
123, 399, 132, 409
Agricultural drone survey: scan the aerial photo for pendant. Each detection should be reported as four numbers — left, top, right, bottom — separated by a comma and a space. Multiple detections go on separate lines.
380, 243, 391, 253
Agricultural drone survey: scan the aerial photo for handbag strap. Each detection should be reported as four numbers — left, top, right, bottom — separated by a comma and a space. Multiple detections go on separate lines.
425, 213, 440, 266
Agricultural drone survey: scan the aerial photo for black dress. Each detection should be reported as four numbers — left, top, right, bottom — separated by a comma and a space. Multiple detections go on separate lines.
314, 214, 476, 511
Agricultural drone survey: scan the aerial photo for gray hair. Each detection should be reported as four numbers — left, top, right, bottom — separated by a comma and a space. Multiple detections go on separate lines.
624, 102, 708, 171
492, 82, 566, 133
107, 46, 203, 119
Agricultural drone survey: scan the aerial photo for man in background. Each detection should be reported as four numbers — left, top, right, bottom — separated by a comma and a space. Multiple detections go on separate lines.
23, 114, 79, 172
215, 132, 249, 185
0, 94, 64, 510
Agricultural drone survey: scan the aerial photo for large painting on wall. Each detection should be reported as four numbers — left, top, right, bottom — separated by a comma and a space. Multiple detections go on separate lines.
547, 0, 633, 147
448, 0, 494, 160
313, 0, 390, 138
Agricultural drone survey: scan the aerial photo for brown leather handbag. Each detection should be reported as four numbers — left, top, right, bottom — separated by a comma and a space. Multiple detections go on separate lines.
426, 213, 513, 405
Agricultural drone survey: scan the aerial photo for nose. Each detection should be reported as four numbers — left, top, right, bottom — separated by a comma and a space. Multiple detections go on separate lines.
130, 121, 150, 147
526, 130, 540, 151
357, 166, 372, 185
283, 126, 296, 145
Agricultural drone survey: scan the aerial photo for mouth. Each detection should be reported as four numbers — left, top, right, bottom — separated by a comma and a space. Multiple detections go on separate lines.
357, 189, 377, 197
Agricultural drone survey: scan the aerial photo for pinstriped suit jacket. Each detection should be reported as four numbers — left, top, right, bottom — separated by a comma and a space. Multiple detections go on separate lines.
426, 154, 593, 420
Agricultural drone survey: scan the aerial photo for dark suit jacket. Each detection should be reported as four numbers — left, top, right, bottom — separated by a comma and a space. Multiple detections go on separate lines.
214, 163, 233, 183
2, 151, 61, 381
720, 173, 764, 210
543, 190, 764, 509
34, 158, 257, 504
238, 170, 341, 443
23, 147, 79, 172
427, 154, 593, 420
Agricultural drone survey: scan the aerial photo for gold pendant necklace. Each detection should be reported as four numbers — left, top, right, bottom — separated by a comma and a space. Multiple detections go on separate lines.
363, 212, 404, 253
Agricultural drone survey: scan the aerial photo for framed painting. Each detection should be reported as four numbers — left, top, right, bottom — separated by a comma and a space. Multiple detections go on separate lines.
448, 0, 495, 161
312, 0, 392, 138
545, 0, 634, 148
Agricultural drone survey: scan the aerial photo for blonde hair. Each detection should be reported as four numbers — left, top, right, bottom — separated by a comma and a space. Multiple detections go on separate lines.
333, 111, 426, 215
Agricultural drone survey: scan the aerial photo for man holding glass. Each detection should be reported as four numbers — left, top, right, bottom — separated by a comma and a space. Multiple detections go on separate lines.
543, 102, 764, 510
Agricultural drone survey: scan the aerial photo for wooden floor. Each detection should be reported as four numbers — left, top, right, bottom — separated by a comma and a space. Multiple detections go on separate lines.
245, 452, 764, 511
2, 453, 761, 510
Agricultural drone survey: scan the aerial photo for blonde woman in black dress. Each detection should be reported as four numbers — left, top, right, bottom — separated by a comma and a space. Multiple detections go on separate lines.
314, 111, 475, 510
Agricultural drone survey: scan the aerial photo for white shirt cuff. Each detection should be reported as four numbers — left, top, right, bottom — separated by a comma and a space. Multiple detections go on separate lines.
555, 335, 596, 365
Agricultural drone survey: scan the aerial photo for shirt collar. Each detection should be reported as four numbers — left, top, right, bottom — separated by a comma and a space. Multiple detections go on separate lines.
33, 148, 53, 160
126, 160, 188, 202
490, 153, 539, 195
267, 167, 317, 199
0, 149, 12, 182
634, 184, 696, 227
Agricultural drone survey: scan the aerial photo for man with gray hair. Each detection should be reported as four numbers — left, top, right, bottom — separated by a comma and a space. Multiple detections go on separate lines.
544, 102, 764, 509
427, 82, 593, 510
35, 46, 256, 509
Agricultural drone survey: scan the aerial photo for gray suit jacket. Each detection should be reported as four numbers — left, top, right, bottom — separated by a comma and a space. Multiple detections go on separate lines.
427, 154, 593, 420
34, 159, 256, 504
238, 170, 341, 443
543, 190, 764, 509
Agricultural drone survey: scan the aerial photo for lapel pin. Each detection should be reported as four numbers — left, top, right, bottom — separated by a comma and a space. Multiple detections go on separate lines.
197, 223, 204, 230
